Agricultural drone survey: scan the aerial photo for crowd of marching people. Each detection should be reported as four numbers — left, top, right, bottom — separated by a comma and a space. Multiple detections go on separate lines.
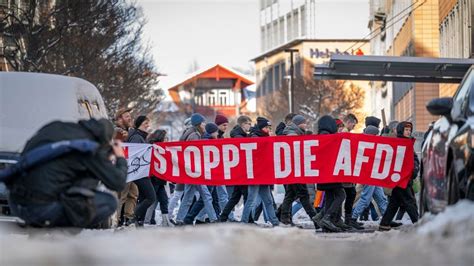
113, 108, 420, 232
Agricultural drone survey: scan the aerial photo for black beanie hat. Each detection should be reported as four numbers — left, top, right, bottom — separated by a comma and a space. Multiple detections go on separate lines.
256, 117, 271, 130
134, 115, 148, 129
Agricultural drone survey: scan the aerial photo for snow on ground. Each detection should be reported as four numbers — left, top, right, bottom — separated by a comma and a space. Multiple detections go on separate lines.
1, 201, 473, 266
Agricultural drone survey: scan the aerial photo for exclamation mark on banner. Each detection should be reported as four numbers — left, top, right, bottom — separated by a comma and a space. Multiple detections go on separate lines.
390, 146, 406, 182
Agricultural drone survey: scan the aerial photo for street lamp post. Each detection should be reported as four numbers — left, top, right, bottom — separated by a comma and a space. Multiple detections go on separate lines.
285, 49, 298, 114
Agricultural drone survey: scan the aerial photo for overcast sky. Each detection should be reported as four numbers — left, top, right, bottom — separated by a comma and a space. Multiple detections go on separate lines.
136, 0, 369, 90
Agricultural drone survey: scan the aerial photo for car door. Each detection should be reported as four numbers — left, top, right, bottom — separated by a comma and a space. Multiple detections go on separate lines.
449, 69, 474, 200
422, 70, 472, 212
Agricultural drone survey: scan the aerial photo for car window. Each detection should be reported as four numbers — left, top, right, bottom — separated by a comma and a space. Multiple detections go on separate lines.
452, 70, 473, 120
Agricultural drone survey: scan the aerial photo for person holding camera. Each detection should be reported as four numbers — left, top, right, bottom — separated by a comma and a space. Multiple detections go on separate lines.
7, 119, 128, 228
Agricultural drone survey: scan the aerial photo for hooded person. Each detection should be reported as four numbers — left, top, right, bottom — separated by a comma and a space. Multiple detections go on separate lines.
279, 116, 318, 226
175, 113, 218, 225
312, 115, 348, 232
7, 119, 128, 228
379, 121, 420, 231
241, 116, 280, 227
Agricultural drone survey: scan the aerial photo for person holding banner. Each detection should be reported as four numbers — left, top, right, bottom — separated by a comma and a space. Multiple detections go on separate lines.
214, 115, 233, 221
279, 115, 317, 226
175, 114, 218, 225
114, 108, 139, 227
184, 123, 222, 225
145, 129, 172, 227
313, 115, 348, 232
241, 117, 280, 227
219, 115, 252, 222
379, 121, 420, 231
351, 125, 388, 223
127, 115, 156, 227
341, 113, 363, 230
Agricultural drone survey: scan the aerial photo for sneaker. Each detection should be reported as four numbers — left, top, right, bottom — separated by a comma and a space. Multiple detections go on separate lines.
320, 217, 342, 232
379, 225, 391, 231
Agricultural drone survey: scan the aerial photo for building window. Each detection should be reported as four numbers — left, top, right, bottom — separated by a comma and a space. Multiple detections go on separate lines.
267, 67, 274, 93
274, 64, 280, 90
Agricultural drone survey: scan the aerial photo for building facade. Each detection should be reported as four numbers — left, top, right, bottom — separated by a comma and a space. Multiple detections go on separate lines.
368, 0, 441, 132
168, 64, 255, 119
259, 0, 317, 52
439, 0, 474, 97
253, 39, 371, 121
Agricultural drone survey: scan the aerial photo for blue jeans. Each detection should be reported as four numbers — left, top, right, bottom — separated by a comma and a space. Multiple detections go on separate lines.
241, 185, 279, 225
352, 185, 388, 219
292, 201, 302, 216
9, 191, 117, 228
177, 185, 217, 222
196, 185, 233, 221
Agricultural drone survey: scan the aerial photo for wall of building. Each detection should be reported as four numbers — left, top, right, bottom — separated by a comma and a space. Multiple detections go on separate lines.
439, 0, 473, 97
254, 40, 371, 120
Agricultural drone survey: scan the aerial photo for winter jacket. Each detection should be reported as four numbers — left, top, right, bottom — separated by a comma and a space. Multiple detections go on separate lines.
202, 132, 216, 140
218, 130, 225, 139
249, 126, 269, 138
230, 125, 248, 138
282, 123, 305, 136
316, 116, 341, 191
180, 126, 202, 141
396, 121, 420, 182
127, 128, 148, 143
275, 122, 287, 136
8, 119, 128, 204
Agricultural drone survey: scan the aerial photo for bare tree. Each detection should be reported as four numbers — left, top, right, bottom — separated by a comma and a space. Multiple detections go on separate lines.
261, 76, 365, 128
0, 0, 162, 116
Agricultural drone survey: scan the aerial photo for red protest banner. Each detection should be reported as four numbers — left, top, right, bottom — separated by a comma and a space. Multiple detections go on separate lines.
150, 133, 415, 188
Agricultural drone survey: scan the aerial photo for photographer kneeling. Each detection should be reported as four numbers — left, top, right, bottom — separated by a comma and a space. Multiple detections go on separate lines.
5, 119, 128, 228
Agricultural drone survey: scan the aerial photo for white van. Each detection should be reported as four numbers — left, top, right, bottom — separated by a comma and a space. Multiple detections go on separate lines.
0, 72, 108, 214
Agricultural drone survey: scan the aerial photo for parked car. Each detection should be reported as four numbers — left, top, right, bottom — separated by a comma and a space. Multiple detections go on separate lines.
420, 66, 474, 215
0, 72, 108, 215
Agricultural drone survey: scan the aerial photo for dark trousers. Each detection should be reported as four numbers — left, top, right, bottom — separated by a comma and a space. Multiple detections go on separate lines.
134, 178, 156, 222
151, 178, 169, 215
380, 187, 419, 226
9, 191, 117, 228
280, 184, 316, 223
184, 186, 220, 224
220, 185, 248, 221
323, 188, 346, 220
395, 186, 417, 220
344, 186, 356, 219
